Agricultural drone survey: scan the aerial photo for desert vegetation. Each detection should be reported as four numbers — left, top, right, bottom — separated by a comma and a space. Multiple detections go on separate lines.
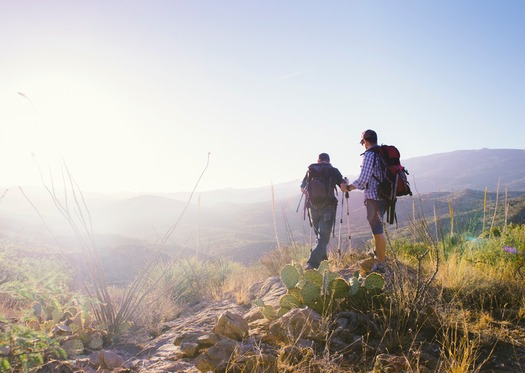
1, 187, 525, 372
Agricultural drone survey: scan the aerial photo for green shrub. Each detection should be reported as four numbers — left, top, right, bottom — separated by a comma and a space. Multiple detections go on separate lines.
0, 321, 66, 372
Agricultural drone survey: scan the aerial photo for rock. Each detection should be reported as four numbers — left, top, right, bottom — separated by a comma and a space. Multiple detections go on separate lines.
244, 306, 265, 323
88, 350, 125, 370
213, 311, 249, 340
173, 346, 186, 359
173, 332, 226, 357
248, 276, 287, 309
194, 338, 239, 373
236, 352, 278, 373
359, 257, 377, 275
197, 333, 225, 348
268, 307, 325, 343
174, 332, 202, 346
373, 353, 408, 372
156, 343, 178, 358
327, 311, 369, 354
180, 341, 200, 357
328, 332, 362, 354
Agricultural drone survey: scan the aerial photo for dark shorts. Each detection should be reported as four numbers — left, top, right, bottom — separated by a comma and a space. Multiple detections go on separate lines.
365, 199, 386, 234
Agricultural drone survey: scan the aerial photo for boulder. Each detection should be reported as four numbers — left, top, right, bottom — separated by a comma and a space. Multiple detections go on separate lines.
180, 341, 200, 357
236, 352, 278, 373
88, 350, 125, 370
248, 276, 287, 308
197, 333, 226, 348
174, 332, 202, 346
194, 338, 239, 373
213, 311, 249, 340
268, 307, 325, 343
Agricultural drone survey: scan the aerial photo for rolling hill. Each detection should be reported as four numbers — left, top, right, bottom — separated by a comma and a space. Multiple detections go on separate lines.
1, 148, 525, 265
403, 148, 525, 193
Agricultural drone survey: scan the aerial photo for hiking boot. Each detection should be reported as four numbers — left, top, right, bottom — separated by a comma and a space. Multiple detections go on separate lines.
370, 261, 387, 275
304, 263, 316, 271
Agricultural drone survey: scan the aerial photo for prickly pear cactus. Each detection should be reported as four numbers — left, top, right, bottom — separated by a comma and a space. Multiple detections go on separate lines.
280, 294, 302, 310
88, 331, 104, 350
262, 305, 278, 320
70, 312, 83, 332
287, 287, 302, 301
254, 299, 278, 320
61, 338, 84, 358
281, 264, 300, 289
318, 260, 330, 274
349, 274, 362, 296
303, 270, 323, 287
322, 271, 340, 296
364, 272, 385, 291
254, 299, 265, 307
328, 278, 349, 299
33, 302, 44, 321
323, 271, 339, 285
257, 260, 387, 320
301, 282, 321, 306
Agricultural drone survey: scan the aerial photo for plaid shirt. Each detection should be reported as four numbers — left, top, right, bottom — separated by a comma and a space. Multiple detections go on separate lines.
351, 146, 383, 201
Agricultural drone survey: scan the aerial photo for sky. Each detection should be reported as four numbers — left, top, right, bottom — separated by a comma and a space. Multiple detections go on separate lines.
1, 0, 524, 194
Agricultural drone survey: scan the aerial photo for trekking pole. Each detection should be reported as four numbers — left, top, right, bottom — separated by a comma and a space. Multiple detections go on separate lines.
296, 192, 304, 213
345, 190, 352, 253
337, 192, 344, 256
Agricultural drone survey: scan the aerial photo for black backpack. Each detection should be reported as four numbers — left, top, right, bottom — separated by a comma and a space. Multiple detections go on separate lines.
305, 164, 335, 207
372, 145, 412, 224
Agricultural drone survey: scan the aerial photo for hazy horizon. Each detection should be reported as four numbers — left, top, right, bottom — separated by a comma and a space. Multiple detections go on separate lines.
1, 147, 524, 195
2, 1, 525, 194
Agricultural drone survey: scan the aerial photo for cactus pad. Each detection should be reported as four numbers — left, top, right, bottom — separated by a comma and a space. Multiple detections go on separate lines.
364, 272, 385, 291
303, 270, 323, 287
287, 287, 303, 301
329, 278, 349, 299
281, 264, 300, 289
280, 294, 302, 310
318, 260, 330, 274
349, 276, 362, 296
261, 305, 277, 320
301, 281, 321, 305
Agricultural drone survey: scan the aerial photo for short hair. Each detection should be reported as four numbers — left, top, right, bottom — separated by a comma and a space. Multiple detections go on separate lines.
361, 129, 378, 144
318, 153, 330, 162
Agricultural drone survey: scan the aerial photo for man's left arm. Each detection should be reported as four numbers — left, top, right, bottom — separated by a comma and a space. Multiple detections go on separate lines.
334, 168, 348, 192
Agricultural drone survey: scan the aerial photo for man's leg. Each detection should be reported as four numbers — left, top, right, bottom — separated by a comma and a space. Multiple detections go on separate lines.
307, 207, 334, 268
374, 233, 386, 263
366, 199, 387, 264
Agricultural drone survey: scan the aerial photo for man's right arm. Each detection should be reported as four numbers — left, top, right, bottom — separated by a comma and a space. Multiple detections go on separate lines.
300, 172, 308, 192
349, 152, 374, 191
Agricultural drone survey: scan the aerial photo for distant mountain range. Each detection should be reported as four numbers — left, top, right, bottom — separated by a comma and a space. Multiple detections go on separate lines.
161, 148, 525, 205
403, 149, 525, 193
1, 149, 524, 264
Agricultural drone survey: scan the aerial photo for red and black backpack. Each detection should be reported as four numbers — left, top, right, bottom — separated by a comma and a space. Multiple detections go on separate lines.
372, 145, 412, 224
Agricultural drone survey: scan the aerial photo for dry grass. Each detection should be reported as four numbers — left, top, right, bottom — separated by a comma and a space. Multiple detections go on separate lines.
433, 309, 492, 373
0, 295, 23, 320
218, 264, 268, 305
259, 243, 310, 276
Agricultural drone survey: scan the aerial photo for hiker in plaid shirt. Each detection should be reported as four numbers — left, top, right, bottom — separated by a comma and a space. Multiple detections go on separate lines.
344, 129, 388, 275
